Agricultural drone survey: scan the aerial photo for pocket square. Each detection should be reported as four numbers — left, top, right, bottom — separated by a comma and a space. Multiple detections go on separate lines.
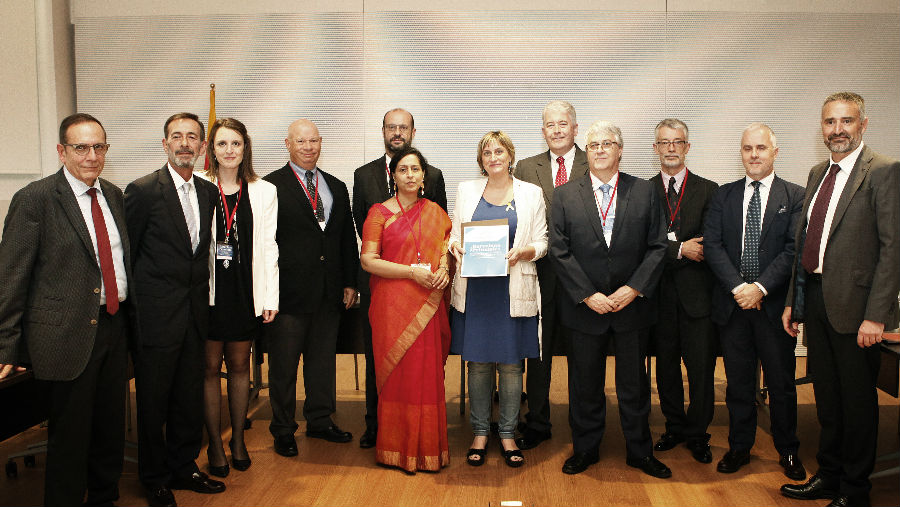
777, 205, 787, 214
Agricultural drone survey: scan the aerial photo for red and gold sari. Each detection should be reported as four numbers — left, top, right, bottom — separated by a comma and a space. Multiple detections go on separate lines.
361, 198, 452, 473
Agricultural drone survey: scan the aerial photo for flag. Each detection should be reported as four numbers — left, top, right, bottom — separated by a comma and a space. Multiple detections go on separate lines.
204, 83, 216, 171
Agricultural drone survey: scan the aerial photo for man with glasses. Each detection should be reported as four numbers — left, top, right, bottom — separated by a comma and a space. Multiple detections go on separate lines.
126, 112, 222, 507
264, 119, 358, 458
647, 119, 719, 465
351, 108, 446, 449
703, 123, 805, 481
0, 113, 131, 506
514, 100, 589, 451
549, 120, 669, 478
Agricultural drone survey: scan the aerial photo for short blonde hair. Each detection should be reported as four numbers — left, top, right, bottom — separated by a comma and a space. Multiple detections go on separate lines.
477, 131, 516, 175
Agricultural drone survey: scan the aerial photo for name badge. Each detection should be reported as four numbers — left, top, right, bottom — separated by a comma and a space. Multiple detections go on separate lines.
216, 241, 234, 261
667, 231, 677, 241
411, 263, 432, 271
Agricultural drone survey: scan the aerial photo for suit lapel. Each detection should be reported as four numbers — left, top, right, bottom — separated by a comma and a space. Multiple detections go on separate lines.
532, 151, 554, 200
828, 146, 871, 237
572, 146, 590, 179
726, 180, 745, 252
577, 176, 608, 249
158, 166, 194, 253
100, 178, 130, 268
54, 169, 95, 258
374, 157, 390, 199
760, 177, 784, 243
280, 164, 320, 227
610, 173, 632, 246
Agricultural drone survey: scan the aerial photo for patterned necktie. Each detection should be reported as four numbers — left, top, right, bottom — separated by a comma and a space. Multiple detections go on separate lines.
555, 156, 567, 187
179, 181, 199, 252
741, 181, 762, 282
599, 183, 614, 238
666, 176, 680, 232
86, 188, 119, 315
801, 164, 841, 273
386, 162, 393, 197
306, 170, 325, 222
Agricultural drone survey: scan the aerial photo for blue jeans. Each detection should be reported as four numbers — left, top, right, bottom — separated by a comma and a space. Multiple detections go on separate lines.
467, 361, 523, 439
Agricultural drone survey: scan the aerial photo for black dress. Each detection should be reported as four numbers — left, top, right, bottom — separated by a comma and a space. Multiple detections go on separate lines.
208, 181, 260, 341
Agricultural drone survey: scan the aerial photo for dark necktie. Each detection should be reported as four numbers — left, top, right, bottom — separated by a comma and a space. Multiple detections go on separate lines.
306, 170, 325, 222
86, 188, 119, 315
801, 164, 841, 273
555, 156, 567, 187
667, 176, 681, 232
386, 162, 393, 197
740, 181, 761, 283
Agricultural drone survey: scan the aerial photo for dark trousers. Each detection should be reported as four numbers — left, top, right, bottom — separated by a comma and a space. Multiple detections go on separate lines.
45, 309, 127, 507
360, 292, 377, 430
805, 275, 880, 500
719, 307, 799, 455
523, 294, 566, 434
651, 279, 716, 441
568, 328, 652, 459
267, 308, 340, 436
135, 323, 203, 487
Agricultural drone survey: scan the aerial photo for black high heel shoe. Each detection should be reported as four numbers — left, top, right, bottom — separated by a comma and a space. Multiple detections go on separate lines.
499, 439, 524, 468
466, 435, 488, 467
230, 440, 252, 471
207, 447, 230, 478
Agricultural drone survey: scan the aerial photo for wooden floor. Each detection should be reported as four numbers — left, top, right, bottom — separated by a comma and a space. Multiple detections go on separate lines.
1, 356, 897, 507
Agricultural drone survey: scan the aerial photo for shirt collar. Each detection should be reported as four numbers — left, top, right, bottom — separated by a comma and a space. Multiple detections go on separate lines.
63, 165, 100, 196
289, 160, 317, 177
549, 145, 576, 163
590, 171, 619, 191
660, 167, 687, 191
167, 163, 195, 189
745, 171, 776, 189
829, 140, 865, 174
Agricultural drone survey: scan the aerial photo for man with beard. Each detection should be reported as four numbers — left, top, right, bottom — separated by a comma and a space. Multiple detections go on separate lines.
126, 113, 222, 507
781, 92, 900, 507
351, 108, 446, 448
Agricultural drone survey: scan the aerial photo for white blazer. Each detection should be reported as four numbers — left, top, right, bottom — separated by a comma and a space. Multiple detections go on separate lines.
449, 177, 547, 317
197, 173, 280, 315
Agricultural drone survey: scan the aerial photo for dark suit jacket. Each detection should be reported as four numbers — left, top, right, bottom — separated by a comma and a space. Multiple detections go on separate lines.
648, 170, 719, 318
516, 146, 590, 302
264, 164, 358, 314
352, 156, 446, 295
704, 175, 804, 327
0, 169, 133, 381
549, 172, 667, 335
786, 145, 900, 333
125, 165, 216, 347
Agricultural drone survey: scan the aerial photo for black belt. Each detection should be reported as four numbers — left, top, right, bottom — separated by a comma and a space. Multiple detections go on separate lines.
805, 272, 822, 283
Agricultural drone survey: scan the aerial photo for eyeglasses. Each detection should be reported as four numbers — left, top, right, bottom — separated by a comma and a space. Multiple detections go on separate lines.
586, 140, 620, 152
384, 124, 411, 133
63, 143, 110, 156
655, 140, 688, 149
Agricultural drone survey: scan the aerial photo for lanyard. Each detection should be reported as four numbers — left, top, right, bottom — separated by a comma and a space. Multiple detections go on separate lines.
217, 181, 243, 243
395, 194, 423, 262
592, 173, 619, 227
292, 168, 320, 220
662, 169, 687, 231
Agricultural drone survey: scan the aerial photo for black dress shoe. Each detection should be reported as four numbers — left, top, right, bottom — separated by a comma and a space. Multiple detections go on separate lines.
307, 424, 353, 443
515, 428, 551, 450
562, 453, 599, 475
827, 495, 869, 507
653, 432, 685, 451
780, 474, 839, 500
359, 426, 377, 449
778, 452, 806, 481
273, 434, 298, 457
626, 455, 672, 479
686, 440, 712, 464
145, 486, 176, 507
168, 472, 225, 494
716, 450, 751, 473
826, 496, 850, 507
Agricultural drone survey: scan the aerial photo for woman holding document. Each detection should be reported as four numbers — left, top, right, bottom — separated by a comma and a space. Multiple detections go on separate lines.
449, 131, 547, 467
360, 146, 452, 474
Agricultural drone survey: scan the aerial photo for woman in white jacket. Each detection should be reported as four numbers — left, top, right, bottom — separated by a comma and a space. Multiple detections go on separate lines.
198, 118, 279, 477
449, 131, 547, 468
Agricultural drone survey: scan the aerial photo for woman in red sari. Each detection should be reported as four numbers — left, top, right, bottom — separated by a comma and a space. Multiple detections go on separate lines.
360, 146, 452, 473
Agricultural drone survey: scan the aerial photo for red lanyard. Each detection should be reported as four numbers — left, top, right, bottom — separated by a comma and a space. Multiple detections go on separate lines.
592, 173, 619, 227
292, 168, 320, 220
217, 181, 243, 243
395, 194, 423, 262
662, 169, 687, 231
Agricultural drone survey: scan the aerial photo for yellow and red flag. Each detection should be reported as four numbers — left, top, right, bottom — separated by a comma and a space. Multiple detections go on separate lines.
204, 83, 216, 171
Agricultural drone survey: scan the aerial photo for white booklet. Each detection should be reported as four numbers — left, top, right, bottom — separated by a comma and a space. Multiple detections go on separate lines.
461, 219, 509, 277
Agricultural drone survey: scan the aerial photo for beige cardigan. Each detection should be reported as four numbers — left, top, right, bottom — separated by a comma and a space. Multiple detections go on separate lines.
449, 177, 547, 317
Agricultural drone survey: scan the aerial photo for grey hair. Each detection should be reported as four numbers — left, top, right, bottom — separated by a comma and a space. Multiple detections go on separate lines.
742, 122, 777, 148
584, 120, 623, 149
655, 118, 689, 141
542, 100, 577, 124
823, 91, 865, 120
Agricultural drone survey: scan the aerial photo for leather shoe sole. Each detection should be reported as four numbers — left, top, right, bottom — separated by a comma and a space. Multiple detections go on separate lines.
168, 472, 225, 494
562, 453, 599, 475
626, 456, 672, 479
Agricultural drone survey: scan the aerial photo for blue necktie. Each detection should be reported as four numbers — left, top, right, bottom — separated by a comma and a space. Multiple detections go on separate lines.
741, 181, 761, 282
600, 183, 614, 240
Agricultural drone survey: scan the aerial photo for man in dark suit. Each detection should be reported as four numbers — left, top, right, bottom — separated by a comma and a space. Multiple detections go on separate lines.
265, 119, 358, 457
0, 113, 131, 507
125, 113, 223, 507
780, 92, 900, 507
351, 108, 446, 449
703, 123, 805, 481
550, 120, 669, 478
514, 100, 589, 451
647, 118, 719, 465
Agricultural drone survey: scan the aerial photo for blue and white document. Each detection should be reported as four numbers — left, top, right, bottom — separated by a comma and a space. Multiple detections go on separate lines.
461, 219, 509, 277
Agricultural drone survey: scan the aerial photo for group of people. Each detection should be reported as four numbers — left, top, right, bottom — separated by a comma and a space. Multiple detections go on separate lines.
0, 91, 896, 507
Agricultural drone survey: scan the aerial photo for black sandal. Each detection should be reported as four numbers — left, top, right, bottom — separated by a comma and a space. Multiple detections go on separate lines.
466, 447, 487, 466
499, 440, 524, 468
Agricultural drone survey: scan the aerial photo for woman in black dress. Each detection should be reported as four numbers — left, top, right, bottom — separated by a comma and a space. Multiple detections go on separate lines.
200, 118, 279, 477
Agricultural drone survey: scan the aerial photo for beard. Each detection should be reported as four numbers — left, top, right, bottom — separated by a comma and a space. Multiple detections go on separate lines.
825, 135, 859, 154
170, 150, 199, 169
384, 137, 410, 155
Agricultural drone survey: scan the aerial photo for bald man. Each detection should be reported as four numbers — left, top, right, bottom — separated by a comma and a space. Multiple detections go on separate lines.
263, 119, 359, 457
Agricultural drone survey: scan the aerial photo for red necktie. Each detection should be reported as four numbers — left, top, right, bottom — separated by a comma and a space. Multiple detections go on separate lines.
87, 188, 119, 315
555, 156, 567, 187
801, 164, 841, 273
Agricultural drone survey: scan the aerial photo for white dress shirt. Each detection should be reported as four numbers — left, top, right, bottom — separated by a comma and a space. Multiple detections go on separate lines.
63, 166, 127, 304
590, 171, 618, 247
734, 171, 776, 295
549, 145, 576, 183
168, 163, 200, 244
805, 141, 863, 274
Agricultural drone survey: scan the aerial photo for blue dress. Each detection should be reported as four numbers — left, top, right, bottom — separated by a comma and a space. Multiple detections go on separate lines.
450, 198, 539, 364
